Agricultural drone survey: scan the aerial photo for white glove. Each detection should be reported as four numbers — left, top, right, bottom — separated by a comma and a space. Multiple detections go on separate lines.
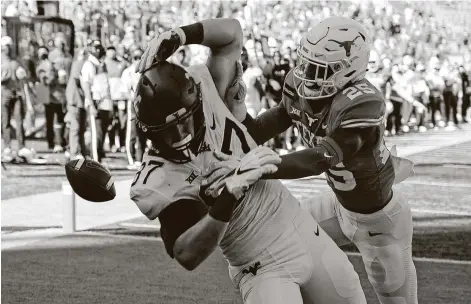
136, 28, 186, 73
203, 146, 281, 199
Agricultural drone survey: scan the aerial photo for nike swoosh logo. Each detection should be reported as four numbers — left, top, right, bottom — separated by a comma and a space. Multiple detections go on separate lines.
368, 231, 382, 237
314, 225, 319, 236
322, 124, 328, 129
235, 167, 253, 175
210, 114, 216, 130
324, 152, 333, 158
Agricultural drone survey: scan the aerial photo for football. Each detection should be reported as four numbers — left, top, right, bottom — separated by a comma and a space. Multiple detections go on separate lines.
65, 158, 116, 202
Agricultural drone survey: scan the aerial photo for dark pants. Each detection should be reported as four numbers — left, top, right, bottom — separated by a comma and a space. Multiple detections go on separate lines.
1, 87, 25, 149
443, 91, 458, 124
125, 100, 146, 164
108, 101, 127, 148
386, 100, 402, 133
68, 107, 88, 157
462, 94, 470, 121
44, 103, 66, 148
428, 94, 442, 127
89, 109, 113, 162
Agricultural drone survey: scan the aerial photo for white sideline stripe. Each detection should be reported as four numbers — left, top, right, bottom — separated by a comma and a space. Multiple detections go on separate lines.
442, 164, 471, 169
119, 223, 161, 229
410, 209, 471, 216
284, 177, 471, 189
345, 251, 471, 265
403, 180, 471, 188
81, 231, 163, 242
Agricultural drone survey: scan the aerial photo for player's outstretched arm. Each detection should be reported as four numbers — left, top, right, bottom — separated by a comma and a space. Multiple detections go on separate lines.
264, 127, 374, 179
241, 103, 293, 145
158, 189, 237, 271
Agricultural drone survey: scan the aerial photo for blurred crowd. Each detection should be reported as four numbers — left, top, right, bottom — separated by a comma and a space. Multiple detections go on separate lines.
1, 0, 470, 165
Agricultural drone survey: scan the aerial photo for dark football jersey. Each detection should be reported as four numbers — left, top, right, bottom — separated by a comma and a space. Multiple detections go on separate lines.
282, 70, 395, 212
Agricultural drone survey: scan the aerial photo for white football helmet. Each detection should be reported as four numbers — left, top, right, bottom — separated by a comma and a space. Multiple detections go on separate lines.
294, 16, 371, 99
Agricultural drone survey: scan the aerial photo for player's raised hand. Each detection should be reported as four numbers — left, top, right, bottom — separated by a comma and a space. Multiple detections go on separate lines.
136, 29, 185, 73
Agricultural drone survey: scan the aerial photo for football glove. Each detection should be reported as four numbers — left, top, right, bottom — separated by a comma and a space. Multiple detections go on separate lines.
136, 28, 186, 73
202, 146, 281, 198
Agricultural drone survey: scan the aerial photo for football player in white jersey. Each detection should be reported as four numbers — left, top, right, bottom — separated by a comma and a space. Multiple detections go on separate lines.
208, 17, 418, 304
133, 18, 367, 304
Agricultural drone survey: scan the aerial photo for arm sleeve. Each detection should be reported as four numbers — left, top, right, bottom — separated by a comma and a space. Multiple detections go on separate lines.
264, 127, 374, 179
242, 104, 292, 145
158, 199, 209, 258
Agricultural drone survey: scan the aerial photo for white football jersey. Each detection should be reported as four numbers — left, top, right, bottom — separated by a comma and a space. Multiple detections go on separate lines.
130, 64, 300, 265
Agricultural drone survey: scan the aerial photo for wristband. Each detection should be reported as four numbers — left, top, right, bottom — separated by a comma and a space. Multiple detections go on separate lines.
208, 188, 237, 222
172, 27, 186, 46
180, 22, 204, 45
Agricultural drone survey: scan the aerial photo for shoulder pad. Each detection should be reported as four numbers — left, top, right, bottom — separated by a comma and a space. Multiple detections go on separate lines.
328, 80, 385, 130
130, 156, 200, 220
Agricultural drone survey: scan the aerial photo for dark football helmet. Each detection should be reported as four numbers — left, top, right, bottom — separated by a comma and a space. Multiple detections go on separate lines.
134, 61, 205, 163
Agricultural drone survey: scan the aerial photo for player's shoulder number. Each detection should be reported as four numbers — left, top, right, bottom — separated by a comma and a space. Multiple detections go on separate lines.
326, 140, 390, 191
131, 160, 165, 187
341, 83, 375, 101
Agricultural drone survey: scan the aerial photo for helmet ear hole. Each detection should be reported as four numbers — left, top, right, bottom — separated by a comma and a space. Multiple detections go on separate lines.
333, 63, 342, 72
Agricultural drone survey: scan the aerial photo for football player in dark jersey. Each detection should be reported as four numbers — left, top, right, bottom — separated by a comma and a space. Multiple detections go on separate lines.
205, 16, 417, 304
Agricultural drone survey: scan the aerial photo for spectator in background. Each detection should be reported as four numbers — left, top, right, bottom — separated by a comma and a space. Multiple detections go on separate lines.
459, 65, 470, 123
80, 41, 106, 162
21, 41, 39, 137
49, 34, 72, 74
116, 44, 129, 65
66, 49, 88, 160
242, 57, 264, 118
104, 46, 127, 153
1, 36, 34, 162
440, 60, 460, 128
263, 50, 291, 151
121, 48, 146, 170
36, 46, 66, 152
90, 60, 114, 163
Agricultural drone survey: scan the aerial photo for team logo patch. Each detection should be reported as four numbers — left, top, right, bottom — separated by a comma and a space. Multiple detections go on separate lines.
242, 261, 261, 276
290, 106, 301, 117
305, 113, 318, 127
185, 170, 199, 184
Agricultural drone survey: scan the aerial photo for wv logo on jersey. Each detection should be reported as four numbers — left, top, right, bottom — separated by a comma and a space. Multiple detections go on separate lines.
242, 261, 261, 276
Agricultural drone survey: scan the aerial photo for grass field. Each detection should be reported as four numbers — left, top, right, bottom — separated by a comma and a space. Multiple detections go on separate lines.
2, 129, 471, 304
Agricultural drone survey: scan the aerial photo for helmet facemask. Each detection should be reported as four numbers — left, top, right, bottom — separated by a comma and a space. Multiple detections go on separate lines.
293, 53, 345, 100
135, 84, 206, 164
